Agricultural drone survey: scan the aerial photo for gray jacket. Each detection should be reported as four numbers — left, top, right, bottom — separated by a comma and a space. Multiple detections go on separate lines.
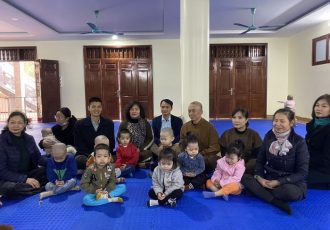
152, 166, 184, 196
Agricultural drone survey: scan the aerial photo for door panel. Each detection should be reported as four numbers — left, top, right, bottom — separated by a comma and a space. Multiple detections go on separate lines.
136, 60, 153, 119
84, 60, 102, 116
234, 59, 250, 110
250, 57, 266, 117
119, 60, 136, 119
102, 59, 119, 119
36, 59, 60, 122
217, 59, 233, 118
209, 58, 217, 118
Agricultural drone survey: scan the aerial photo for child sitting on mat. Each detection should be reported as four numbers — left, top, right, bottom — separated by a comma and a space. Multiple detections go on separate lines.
203, 140, 245, 200
147, 148, 184, 208
86, 135, 124, 182
150, 128, 181, 171
40, 143, 80, 200
81, 144, 126, 206
178, 133, 207, 191
115, 129, 139, 177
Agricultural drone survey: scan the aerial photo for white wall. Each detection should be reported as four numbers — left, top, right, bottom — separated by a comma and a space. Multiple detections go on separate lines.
0, 39, 182, 119
288, 21, 330, 118
0, 37, 290, 119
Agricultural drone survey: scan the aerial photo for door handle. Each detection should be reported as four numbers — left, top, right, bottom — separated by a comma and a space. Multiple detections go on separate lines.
228, 88, 234, 96
115, 90, 120, 97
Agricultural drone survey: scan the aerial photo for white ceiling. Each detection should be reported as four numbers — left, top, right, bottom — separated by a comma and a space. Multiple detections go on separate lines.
0, 0, 329, 41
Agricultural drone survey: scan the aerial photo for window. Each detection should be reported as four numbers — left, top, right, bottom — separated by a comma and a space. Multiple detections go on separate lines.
312, 34, 330, 65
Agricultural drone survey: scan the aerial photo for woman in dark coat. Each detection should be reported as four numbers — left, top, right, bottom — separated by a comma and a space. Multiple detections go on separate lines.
242, 108, 309, 215
305, 94, 330, 189
0, 111, 47, 199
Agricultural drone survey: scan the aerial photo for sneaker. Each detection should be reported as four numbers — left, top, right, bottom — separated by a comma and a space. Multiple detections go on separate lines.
184, 183, 194, 191
167, 198, 177, 208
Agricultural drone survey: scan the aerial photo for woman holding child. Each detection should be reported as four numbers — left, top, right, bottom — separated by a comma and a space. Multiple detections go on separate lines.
219, 108, 262, 174
0, 111, 47, 199
39, 107, 77, 149
118, 101, 154, 167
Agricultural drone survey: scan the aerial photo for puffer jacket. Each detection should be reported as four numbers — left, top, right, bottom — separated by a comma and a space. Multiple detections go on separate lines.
152, 165, 184, 196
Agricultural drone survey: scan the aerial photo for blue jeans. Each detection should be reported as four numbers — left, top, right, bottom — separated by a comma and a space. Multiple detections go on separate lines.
120, 165, 135, 177
83, 184, 126, 206
45, 178, 77, 195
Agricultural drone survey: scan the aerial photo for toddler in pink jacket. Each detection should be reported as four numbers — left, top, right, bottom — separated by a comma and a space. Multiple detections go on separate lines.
203, 140, 246, 200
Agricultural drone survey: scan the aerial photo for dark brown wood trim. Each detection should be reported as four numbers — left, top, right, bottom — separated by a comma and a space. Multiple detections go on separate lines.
312, 34, 330, 66
0, 46, 37, 61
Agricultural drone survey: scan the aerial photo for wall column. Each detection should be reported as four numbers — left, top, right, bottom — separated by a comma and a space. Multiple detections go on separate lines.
180, 0, 209, 121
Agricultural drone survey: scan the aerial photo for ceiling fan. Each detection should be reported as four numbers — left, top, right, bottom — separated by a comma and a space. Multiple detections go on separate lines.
81, 10, 124, 36
234, 8, 282, 34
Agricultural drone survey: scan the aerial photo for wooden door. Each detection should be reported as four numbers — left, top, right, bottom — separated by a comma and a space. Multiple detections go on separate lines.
119, 59, 136, 120
35, 59, 60, 122
209, 57, 266, 118
102, 59, 120, 120
209, 58, 217, 118
250, 57, 266, 118
216, 59, 234, 118
135, 59, 153, 119
119, 59, 153, 120
233, 58, 250, 110
84, 59, 102, 116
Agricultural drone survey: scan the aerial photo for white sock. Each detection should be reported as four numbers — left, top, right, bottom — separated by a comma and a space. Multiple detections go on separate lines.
222, 195, 229, 201
70, 186, 81, 191
108, 197, 123, 203
149, 199, 159, 206
39, 191, 54, 200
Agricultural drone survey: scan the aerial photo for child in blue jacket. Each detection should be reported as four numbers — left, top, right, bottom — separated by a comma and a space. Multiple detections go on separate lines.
40, 143, 79, 200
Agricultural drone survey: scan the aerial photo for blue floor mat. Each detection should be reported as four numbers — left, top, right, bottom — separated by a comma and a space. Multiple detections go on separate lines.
0, 169, 329, 230
0, 120, 328, 230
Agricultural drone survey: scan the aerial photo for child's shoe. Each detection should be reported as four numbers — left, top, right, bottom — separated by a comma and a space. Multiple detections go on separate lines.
108, 197, 123, 203
184, 183, 194, 191
147, 199, 159, 207
167, 198, 177, 208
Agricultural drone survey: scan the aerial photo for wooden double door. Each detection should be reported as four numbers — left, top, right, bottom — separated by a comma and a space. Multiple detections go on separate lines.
209, 57, 266, 118
84, 58, 153, 120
